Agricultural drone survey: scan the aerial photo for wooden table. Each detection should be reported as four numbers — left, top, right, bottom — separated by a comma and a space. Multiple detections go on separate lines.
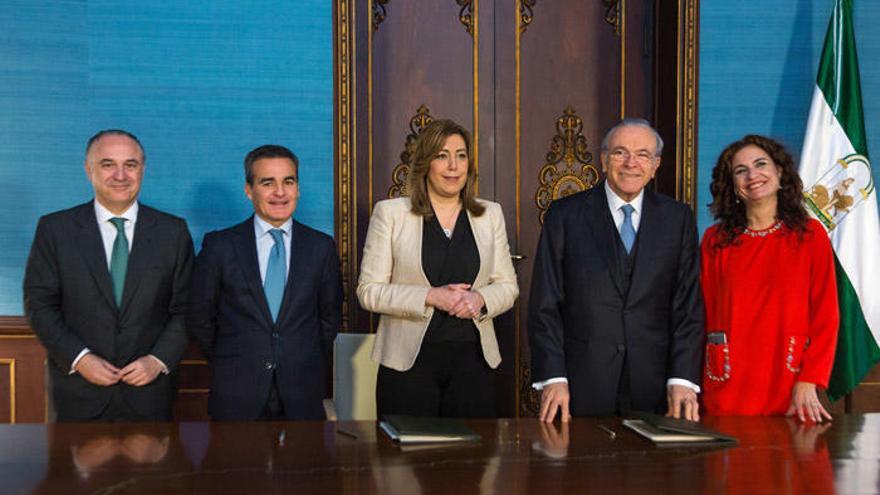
1, 415, 877, 494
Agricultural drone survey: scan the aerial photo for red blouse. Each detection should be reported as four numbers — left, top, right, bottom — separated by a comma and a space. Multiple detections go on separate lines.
700, 219, 839, 415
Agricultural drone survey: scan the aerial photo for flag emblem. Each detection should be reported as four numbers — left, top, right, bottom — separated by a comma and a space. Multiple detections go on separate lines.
804, 153, 874, 231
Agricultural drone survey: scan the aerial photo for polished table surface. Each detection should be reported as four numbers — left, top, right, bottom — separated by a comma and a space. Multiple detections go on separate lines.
1, 415, 878, 494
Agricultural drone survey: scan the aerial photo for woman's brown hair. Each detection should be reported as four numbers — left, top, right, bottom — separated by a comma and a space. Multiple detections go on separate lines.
708, 134, 808, 248
407, 119, 485, 217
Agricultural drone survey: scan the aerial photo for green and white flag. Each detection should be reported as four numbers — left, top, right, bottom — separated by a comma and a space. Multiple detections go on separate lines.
800, 0, 880, 402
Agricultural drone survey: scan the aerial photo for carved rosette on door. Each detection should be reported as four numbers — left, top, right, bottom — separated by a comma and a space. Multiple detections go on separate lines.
372, 0, 389, 31
534, 106, 601, 224
388, 105, 435, 199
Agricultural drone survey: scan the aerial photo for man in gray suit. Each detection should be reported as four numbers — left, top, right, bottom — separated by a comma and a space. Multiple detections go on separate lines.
24, 130, 193, 421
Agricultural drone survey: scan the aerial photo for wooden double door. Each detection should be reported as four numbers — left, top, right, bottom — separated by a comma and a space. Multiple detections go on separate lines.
335, 0, 699, 416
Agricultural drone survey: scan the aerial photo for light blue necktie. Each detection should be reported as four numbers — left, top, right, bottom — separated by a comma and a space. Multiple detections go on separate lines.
109, 217, 129, 307
264, 229, 287, 321
620, 204, 636, 254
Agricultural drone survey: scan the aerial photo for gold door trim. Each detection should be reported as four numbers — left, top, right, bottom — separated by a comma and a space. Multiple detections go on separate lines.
458, 0, 474, 34
336, 0, 356, 332
519, 0, 535, 33
515, 0, 523, 417
0, 358, 15, 424
619, 0, 626, 119
372, 0, 389, 31
472, 0, 480, 191
603, 0, 621, 34
677, 0, 699, 209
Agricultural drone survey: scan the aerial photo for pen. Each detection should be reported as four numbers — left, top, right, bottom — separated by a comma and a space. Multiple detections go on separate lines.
597, 424, 617, 440
337, 427, 360, 440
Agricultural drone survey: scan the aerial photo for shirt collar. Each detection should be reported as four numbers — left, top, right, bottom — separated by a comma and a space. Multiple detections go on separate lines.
253, 215, 293, 238
94, 199, 138, 225
604, 180, 644, 215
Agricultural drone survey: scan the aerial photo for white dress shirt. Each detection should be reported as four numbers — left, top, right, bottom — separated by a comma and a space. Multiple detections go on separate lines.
95, 200, 138, 267
533, 183, 700, 393
253, 215, 292, 283
605, 180, 644, 233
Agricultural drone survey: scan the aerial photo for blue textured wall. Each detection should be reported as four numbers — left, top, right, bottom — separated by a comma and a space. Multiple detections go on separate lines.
0, 1, 333, 315
698, 0, 880, 233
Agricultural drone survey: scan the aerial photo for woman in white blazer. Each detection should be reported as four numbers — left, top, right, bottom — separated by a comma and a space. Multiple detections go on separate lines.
357, 119, 518, 417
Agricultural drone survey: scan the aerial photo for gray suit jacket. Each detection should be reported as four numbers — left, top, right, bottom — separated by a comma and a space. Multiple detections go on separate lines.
24, 201, 193, 420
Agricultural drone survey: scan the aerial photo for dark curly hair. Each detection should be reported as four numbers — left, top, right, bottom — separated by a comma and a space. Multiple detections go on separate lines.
708, 134, 808, 248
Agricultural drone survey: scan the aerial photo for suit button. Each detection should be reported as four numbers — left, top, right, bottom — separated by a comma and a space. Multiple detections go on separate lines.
623, 310, 631, 316
272, 332, 279, 339
617, 344, 626, 353
264, 361, 275, 370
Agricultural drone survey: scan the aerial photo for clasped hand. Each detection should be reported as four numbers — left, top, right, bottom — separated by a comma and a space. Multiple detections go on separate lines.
75, 353, 164, 387
426, 283, 485, 319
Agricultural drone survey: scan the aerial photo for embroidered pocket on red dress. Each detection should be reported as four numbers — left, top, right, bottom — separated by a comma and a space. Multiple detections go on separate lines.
785, 336, 810, 373
705, 337, 730, 383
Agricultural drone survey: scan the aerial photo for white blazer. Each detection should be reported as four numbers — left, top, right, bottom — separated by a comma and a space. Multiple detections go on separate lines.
357, 197, 519, 371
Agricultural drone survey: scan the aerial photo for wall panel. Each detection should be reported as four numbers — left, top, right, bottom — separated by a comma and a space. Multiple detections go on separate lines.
0, 0, 334, 315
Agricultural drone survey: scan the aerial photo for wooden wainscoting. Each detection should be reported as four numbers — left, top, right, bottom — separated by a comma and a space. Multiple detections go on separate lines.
0, 316, 211, 422
0, 317, 47, 423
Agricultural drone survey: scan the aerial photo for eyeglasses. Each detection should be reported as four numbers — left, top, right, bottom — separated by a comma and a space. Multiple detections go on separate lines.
606, 148, 657, 165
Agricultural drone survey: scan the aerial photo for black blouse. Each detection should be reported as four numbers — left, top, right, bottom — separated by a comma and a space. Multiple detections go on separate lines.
421, 208, 481, 343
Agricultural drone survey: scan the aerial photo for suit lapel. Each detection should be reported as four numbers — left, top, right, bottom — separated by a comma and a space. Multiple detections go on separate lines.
74, 204, 117, 311
468, 208, 488, 286
582, 185, 625, 297
119, 206, 155, 314
629, 190, 662, 297
232, 218, 275, 328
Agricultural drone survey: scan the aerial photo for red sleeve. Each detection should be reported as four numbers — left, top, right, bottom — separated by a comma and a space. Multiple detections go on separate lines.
797, 221, 839, 387
700, 225, 719, 330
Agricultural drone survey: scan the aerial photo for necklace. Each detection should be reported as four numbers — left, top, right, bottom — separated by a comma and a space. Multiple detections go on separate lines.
434, 203, 461, 238
743, 221, 782, 238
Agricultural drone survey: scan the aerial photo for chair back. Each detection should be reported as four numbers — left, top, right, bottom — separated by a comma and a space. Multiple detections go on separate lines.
333, 333, 378, 420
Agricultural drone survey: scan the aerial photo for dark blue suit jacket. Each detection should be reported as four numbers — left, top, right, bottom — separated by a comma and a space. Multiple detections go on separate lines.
528, 183, 704, 416
187, 217, 342, 420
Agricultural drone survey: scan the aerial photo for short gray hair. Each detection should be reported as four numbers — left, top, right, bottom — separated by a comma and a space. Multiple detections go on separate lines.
86, 129, 146, 162
600, 118, 664, 156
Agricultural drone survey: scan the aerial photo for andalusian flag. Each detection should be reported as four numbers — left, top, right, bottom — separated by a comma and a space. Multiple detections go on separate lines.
800, 0, 880, 402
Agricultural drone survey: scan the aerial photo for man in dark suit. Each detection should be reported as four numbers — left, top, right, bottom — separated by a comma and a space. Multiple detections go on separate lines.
24, 129, 194, 422
529, 118, 704, 422
187, 145, 342, 421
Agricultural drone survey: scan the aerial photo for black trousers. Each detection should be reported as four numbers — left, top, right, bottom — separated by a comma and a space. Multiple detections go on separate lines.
376, 341, 497, 418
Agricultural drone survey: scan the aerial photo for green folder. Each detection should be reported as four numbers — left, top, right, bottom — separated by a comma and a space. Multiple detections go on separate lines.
623, 412, 738, 447
379, 415, 481, 444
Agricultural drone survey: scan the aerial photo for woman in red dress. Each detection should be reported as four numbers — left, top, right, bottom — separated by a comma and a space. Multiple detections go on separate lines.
701, 135, 838, 421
